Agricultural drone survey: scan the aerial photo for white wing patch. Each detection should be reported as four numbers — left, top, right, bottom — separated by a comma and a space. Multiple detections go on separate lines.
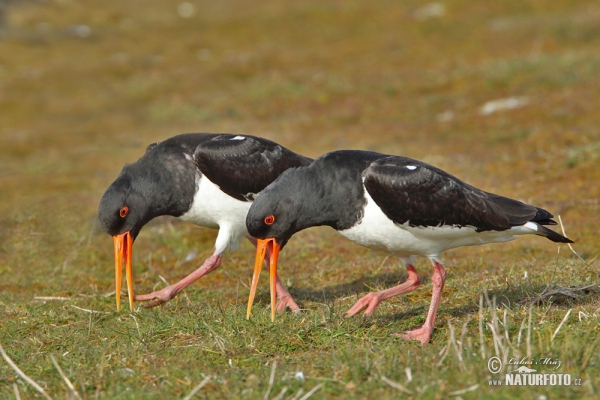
406, 165, 417, 170
523, 221, 539, 231
231, 135, 246, 140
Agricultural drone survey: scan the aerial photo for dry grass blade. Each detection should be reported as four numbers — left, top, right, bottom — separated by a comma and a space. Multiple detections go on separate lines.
447, 320, 465, 372
558, 215, 588, 265
49, 355, 82, 400
12, 383, 21, 400
264, 361, 277, 400
33, 296, 71, 301
0, 340, 53, 400
459, 315, 472, 355
483, 290, 502, 358
95, 350, 106, 399
289, 388, 304, 400
298, 383, 323, 400
271, 386, 288, 400
447, 384, 480, 396
202, 322, 228, 353
182, 376, 211, 400
551, 308, 572, 342
503, 309, 510, 345
527, 304, 532, 360
517, 315, 526, 346
580, 337, 600, 371
478, 294, 486, 360
70, 305, 110, 314
435, 343, 450, 367
129, 314, 141, 338
381, 375, 413, 394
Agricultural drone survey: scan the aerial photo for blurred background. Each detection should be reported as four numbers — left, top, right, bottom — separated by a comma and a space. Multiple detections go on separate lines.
0, 0, 598, 312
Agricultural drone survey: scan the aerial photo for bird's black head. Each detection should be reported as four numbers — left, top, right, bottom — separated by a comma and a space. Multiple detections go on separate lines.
98, 143, 197, 311
246, 196, 294, 249
245, 163, 348, 321
98, 145, 197, 240
98, 171, 153, 240
246, 166, 333, 248
245, 169, 311, 322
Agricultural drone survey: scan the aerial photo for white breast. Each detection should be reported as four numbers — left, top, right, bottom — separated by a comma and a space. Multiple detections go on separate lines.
179, 174, 251, 254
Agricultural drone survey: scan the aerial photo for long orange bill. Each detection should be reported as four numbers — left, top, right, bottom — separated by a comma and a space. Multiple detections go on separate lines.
113, 232, 135, 311
246, 238, 280, 322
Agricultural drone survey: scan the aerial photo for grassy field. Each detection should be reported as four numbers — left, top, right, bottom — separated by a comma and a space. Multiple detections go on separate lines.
1, 0, 599, 398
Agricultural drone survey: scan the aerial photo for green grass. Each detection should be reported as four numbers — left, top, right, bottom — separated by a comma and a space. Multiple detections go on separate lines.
0, 243, 598, 399
1, 0, 599, 398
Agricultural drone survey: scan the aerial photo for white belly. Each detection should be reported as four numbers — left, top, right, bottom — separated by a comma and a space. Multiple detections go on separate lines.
179, 175, 251, 254
339, 189, 519, 258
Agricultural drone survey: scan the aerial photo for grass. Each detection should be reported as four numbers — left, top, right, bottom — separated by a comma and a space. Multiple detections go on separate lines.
1, 0, 599, 398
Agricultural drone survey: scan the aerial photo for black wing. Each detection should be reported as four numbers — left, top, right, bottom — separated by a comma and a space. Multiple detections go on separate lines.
364, 156, 555, 232
194, 134, 313, 201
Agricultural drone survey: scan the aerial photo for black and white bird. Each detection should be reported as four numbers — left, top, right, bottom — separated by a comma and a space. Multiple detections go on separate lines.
245, 150, 573, 344
98, 133, 312, 311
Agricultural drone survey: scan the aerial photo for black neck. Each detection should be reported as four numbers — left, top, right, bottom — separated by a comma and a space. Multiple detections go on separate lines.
289, 151, 385, 232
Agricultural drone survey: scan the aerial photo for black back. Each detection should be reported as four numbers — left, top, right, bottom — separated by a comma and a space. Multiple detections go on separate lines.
364, 156, 555, 231
193, 134, 313, 201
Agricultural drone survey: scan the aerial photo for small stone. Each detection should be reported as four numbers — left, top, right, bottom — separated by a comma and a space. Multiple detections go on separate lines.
245, 373, 260, 388
177, 2, 195, 18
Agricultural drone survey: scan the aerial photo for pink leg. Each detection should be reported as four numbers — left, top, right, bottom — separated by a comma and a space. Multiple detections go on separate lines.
135, 254, 222, 308
274, 275, 300, 313
399, 259, 446, 344
247, 237, 300, 313
345, 264, 421, 318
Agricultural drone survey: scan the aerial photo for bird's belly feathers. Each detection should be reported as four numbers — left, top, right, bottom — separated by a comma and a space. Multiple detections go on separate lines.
339, 189, 517, 257
179, 175, 251, 252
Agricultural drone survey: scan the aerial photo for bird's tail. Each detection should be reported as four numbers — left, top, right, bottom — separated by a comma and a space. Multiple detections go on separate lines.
537, 224, 574, 243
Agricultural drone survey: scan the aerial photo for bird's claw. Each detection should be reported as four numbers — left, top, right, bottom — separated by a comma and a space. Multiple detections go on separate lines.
276, 294, 300, 314
396, 326, 432, 344
140, 298, 166, 308
134, 286, 181, 308
344, 292, 382, 318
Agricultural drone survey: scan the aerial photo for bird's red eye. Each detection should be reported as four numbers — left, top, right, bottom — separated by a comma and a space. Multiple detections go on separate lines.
119, 206, 129, 218
264, 215, 275, 225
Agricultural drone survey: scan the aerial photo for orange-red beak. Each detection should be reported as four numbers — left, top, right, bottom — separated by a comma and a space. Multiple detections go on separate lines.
246, 238, 280, 322
113, 232, 134, 311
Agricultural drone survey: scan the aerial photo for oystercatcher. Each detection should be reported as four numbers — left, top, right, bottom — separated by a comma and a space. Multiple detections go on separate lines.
98, 133, 312, 311
245, 150, 573, 344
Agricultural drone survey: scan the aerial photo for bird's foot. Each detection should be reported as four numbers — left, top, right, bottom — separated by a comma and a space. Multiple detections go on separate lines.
275, 280, 301, 314
344, 292, 382, 318
276, 294, 301, 314
396, 326, 432, 344
134, 285, 182, 308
